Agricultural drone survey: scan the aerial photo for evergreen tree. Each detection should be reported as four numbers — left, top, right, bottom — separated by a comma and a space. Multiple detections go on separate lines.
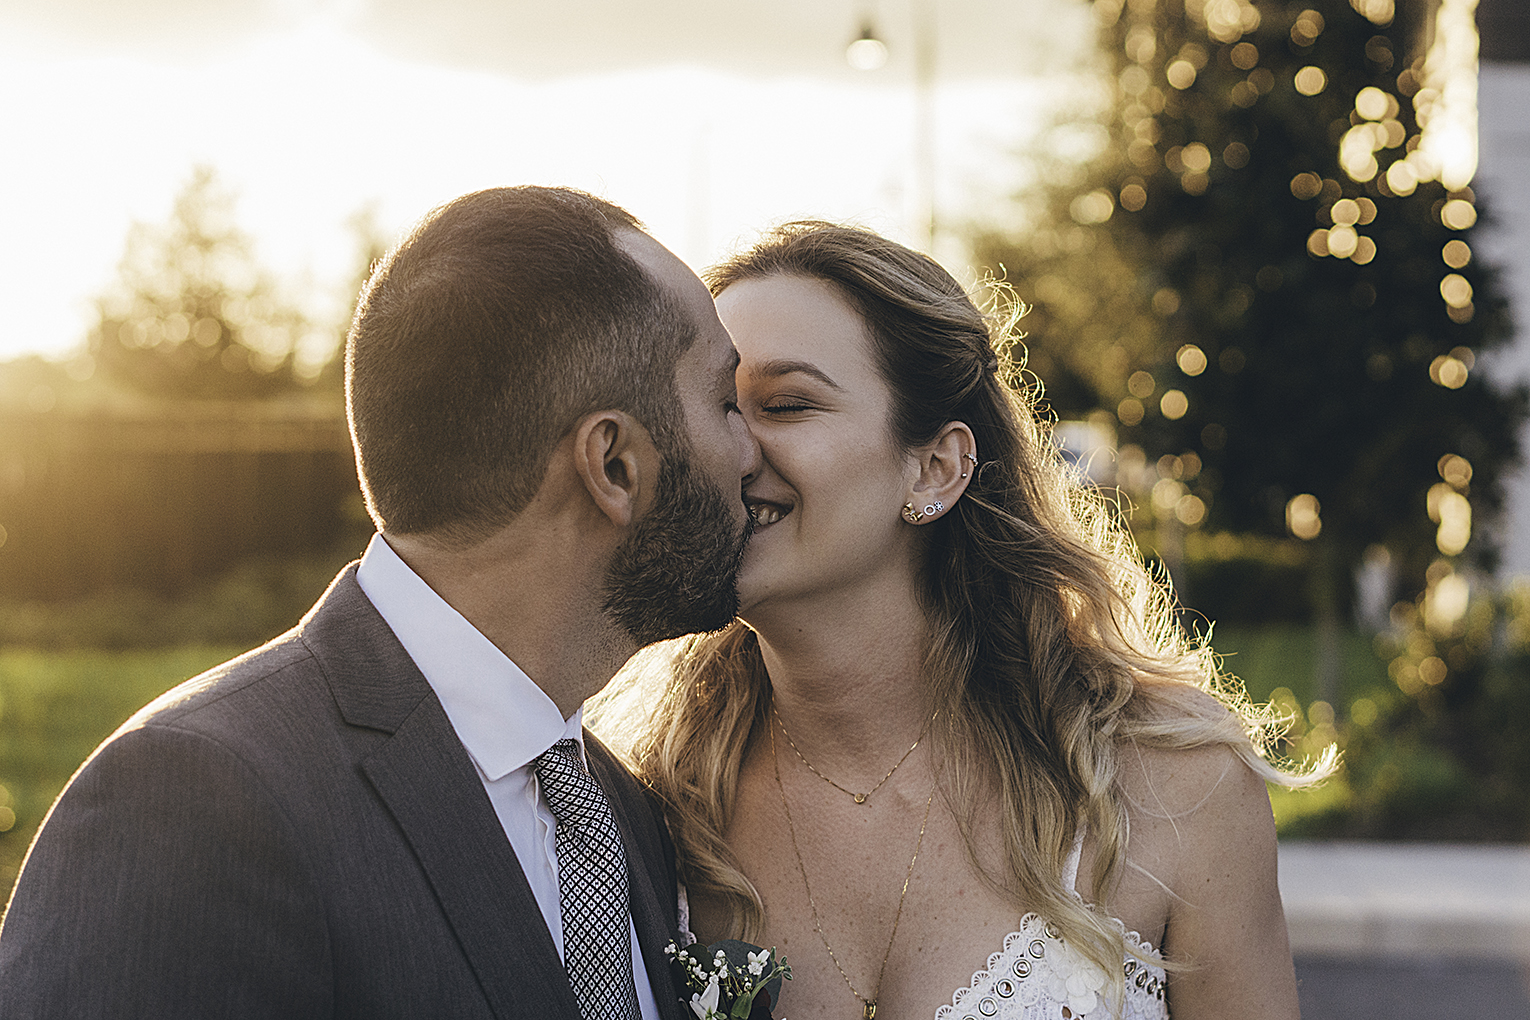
977, 0, 1525, 635
89, 166, 315, 399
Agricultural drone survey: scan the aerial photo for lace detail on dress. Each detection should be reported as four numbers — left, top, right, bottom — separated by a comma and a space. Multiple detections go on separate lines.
934, 912, 1168, 1020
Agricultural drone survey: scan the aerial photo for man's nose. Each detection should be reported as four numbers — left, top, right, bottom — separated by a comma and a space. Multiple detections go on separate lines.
733, 409, 762, 483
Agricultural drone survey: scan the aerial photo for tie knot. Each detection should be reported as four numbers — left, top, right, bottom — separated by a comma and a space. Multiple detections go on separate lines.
535, 739, 605, 828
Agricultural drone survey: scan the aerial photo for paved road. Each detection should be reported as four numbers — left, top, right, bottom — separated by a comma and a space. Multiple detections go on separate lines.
1295, 956, 1530, 1019
1281, 843, 1530, 1018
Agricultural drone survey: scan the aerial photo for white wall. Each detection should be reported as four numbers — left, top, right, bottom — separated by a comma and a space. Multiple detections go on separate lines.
1475, 62, 1530, 579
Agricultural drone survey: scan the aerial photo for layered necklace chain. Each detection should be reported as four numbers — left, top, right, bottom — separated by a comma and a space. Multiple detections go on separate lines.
770, 710, 937, 1020
770, 702, 938, 805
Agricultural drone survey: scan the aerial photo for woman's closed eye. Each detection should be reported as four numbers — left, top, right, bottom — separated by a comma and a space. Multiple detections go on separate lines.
758, 400, 817, 415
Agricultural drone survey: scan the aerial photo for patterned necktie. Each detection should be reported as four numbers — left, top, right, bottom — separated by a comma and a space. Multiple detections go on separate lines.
534, 739, 642, 1020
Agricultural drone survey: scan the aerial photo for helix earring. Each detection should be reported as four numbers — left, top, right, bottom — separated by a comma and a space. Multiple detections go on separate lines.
902, 502, 924, 524
960, 453, 978, 479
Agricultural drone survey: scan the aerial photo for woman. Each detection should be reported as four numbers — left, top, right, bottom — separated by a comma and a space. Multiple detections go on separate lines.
606, 222, 1331, 1020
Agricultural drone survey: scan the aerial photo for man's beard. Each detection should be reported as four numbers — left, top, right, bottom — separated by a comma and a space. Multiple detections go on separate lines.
602, 439, 751, 646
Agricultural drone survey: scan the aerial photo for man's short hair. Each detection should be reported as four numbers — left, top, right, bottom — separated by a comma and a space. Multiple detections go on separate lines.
346, 186, 697, 543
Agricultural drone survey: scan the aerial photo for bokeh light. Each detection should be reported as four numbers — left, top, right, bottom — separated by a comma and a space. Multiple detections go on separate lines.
1175, 493, 1207, 526
1430, 353, 1470, 389
1290, 172, 1323, 200
1440, 198, 1478, 229
1291, 9, 1325, 47
1354, 86, 1391, 121
1286, 493, 1322, 540
1069, 189, 1115, 225
1327, 225, 1359, 258
1428, 483, 1472, 555
1439, 273, 1474, 309
1385, 159, 1419, 195
1176, 344, 1207, 376
1441, 239, 1471, 268
1438, 453, 1473, 489
1294, 66, 1327, 96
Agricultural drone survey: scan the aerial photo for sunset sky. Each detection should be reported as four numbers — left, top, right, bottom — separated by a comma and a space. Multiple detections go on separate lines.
0, 0, 1086, 362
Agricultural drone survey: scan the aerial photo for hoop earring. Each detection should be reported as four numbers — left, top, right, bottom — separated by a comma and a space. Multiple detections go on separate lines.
960, 453, 978, 478
902, 502, 924, 524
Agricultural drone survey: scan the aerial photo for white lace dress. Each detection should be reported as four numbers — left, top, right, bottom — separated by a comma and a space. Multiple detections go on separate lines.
676, 834, 1168, 1020
935, 834, 1169, 1020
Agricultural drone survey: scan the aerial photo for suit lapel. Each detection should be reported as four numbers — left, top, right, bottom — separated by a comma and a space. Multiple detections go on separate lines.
305, 568, 577, 1020
305, 567, 682, 1020
361, 695, 581, 1020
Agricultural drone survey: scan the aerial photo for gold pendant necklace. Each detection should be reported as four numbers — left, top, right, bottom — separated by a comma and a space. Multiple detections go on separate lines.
771, 700, 937, 805
771, 715, 936, 1020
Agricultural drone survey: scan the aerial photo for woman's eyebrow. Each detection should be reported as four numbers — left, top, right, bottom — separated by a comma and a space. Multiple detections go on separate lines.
747, 359, 843, 391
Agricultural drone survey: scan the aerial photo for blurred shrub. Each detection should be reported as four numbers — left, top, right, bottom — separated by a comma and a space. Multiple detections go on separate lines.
1182, 531, 1313, 624
0, 549, 360, 650
1270, 575, 1530, 840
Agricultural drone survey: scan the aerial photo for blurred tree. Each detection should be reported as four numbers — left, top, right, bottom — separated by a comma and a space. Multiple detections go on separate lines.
976, 0, 1527, 700
307, 203, 392, 394
88, 166, 315, 399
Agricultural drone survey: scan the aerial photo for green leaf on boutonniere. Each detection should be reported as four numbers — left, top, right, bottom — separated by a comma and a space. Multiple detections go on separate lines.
709, 940, 786, 1010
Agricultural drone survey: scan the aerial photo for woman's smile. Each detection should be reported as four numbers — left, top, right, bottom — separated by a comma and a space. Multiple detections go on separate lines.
719, 273, 918, 614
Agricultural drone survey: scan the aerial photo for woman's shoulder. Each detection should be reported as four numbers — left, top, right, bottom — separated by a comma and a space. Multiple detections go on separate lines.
1113, 738, 1279, 896
1116, 738, 1273, 825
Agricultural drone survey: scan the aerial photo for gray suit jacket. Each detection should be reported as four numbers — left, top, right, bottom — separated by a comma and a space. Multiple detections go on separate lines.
0, 566, 686, 1020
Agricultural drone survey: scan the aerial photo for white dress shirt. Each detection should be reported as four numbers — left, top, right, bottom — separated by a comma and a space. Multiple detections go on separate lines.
356, 534, 661, 1020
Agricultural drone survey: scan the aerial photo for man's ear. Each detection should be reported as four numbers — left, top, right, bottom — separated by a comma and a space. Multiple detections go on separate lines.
571, 410, 659, 529
906, 421, 976, 523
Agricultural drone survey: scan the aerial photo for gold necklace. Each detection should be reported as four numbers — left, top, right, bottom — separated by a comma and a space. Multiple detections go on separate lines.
771, 701, 937, 805
771, 715, 936, 1020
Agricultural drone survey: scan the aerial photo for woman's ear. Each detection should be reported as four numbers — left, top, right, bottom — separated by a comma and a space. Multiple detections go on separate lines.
571, 410, 659, 529
906, 422, 976, 524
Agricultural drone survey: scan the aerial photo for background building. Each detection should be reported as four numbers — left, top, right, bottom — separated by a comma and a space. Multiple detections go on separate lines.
1476, 0, 1530, 576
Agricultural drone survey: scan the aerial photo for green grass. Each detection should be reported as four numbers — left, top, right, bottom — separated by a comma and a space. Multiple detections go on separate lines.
0, 626, 1396, 909
1203, 622, 1390, 706
0, 645, 244, 904
1205, 624, 1391, 832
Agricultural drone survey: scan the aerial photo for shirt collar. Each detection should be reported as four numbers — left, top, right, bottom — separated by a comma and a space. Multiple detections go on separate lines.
355, 533, 583, 780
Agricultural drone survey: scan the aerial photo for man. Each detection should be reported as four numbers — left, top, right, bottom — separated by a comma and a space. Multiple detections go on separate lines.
0, 187, 759, 1019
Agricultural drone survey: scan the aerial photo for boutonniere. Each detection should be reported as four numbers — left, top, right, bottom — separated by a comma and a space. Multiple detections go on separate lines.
665, 938, 791, 1019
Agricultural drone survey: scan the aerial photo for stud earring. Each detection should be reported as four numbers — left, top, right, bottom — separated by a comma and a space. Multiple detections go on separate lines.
961, 453, 978, 478
902, 502, 924, 524
923, 501, 943, 517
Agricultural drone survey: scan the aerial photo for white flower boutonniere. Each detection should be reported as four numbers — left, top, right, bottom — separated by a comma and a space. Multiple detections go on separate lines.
665, 939, 792, 1020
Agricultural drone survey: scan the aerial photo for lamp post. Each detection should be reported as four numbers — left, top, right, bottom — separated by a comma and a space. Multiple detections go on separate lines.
912, 0, 937, 253
847, 1, 938, 253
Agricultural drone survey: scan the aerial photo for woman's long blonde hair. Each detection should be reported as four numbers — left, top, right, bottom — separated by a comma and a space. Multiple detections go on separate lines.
595, 222, 1332, 1009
